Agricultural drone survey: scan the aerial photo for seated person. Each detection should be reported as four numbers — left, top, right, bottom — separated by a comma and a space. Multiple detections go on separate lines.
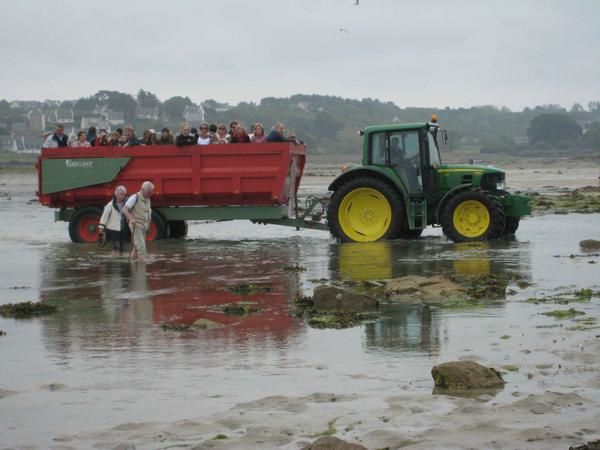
175, 123, 196, 147
108, 131, 121, 146
157, 127, 174, 145
121, 126, 141, 147
251, 123, 266, 143
42, 124, 69, 148
214, 123, 230, 144
389, 136, 405, 165
141, 129, 156, 145
94, 129, 109, 146
266, 122, 287, 142
287, 130, 303, 145
230, 126, 251, 143
70, 130, 91, 148
196, 123, 212, 145
389, 136, 420, 191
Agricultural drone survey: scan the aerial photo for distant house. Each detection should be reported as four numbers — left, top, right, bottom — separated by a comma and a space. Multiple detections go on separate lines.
105, 109, 125, 126
47, 108, 75, 134
513, 136, 529, 145
27, 109, 46, 131
80, 116, 111, 132
183, 104, 206, 123
9, 100, 41, 110
135, 106, 159, 120
295, 101, 309, 112
11, 122, 28, 132
0, 134, 12, 151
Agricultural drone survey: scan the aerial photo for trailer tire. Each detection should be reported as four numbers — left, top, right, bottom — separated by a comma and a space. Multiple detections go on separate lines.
441, 190, 505, 242
169, 220, 188, 238
328, 176, 403, 242
69, 206, 103, 243
146, 211, 168, 241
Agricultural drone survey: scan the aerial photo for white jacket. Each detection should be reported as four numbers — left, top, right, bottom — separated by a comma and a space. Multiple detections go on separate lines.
99, 200, 123, 232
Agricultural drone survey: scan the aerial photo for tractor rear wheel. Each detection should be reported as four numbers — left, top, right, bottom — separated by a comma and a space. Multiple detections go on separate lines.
169, 220, 188, 238
328, 176, 403, 242
441, 190, 505, 242
69, 206, 103, 243
503, 216, 520, 235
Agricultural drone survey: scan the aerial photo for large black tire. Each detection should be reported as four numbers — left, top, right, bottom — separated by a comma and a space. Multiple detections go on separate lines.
68, 206, 103, 243
327, 176, 404, 242
441, 190, 505, 243
503, 216, 520, 235
168, 220, 188, 238
396, 228, 424, 239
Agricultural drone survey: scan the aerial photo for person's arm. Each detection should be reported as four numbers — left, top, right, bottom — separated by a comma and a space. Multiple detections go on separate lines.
123, 194, 137, 224
98, 203, 111, 232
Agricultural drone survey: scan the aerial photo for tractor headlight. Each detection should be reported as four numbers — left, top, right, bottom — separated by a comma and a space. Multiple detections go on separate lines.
496, 180, 506, 191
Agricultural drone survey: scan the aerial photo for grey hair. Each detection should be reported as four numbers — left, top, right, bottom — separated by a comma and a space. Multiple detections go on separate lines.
141, 181, 155, 191
114, 185, 127, 195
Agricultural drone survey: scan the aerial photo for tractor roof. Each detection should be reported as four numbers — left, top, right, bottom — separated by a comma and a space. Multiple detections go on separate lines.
364, 122, 429, 134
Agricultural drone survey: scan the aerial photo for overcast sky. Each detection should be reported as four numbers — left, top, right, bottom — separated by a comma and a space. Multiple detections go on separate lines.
2, 0, 599, 110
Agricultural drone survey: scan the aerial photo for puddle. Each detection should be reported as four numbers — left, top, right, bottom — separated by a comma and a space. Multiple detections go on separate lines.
1, 183, 600, 449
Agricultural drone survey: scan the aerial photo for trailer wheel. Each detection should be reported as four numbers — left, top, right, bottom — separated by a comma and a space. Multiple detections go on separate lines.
328, 176, 403, 242
441, 190, 505, 242
146, 211, 167, 241
69, 206, 103, 243
168, 220, 188, 238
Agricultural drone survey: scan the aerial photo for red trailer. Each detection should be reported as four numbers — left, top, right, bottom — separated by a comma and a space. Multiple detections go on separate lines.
37, 143, 327, 243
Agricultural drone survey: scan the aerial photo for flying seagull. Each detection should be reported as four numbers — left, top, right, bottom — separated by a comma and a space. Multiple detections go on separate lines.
339, 28, 350, 33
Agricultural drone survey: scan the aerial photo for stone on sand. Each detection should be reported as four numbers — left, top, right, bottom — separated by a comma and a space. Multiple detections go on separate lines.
384, 275, 467, 300
192, 318, 225, 330
432, 361, 505, 390
312, 285, 378, 312
569, 440, 600, 450
580, 239, 600, 250
301, 436, 368, 450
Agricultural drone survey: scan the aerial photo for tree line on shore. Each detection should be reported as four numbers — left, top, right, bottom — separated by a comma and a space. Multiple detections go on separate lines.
1, 90, 599, 154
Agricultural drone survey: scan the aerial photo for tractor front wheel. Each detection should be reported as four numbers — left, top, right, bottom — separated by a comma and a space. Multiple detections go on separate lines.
328, 177, 403, 242
503, 216, 520, 235
69, 206, 103, 243
441, 190, 505, 242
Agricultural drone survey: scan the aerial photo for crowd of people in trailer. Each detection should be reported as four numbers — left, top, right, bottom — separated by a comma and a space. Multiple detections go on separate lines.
42, 121, 301, 148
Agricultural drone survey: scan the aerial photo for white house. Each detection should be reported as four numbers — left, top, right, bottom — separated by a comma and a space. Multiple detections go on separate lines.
183, 104, 206, 123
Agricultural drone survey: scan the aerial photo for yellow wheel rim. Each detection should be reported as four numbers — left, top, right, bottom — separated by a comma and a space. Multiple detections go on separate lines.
453, 200, 490, 238
338, 188, 392, 242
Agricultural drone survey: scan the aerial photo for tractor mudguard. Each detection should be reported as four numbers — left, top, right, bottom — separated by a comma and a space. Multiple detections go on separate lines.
328, 166, 409, 198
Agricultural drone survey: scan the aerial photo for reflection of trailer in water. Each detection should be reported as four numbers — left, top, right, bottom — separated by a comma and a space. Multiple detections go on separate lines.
38, 242, 306, 346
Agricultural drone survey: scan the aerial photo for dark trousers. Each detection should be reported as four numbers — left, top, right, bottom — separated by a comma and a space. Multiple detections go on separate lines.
105, 229, 124, 253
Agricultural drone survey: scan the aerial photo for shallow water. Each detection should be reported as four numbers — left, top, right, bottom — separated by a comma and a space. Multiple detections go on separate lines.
1, 191, 599, 448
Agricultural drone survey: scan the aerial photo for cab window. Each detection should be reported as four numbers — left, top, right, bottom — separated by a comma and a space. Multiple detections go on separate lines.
369, 132, 386, 165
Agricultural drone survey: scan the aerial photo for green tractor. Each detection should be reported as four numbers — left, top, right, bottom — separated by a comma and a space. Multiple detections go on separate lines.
327, 117, 530, 243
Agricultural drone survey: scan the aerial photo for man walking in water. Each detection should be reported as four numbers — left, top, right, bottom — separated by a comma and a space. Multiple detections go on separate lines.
123, 181, 154, 263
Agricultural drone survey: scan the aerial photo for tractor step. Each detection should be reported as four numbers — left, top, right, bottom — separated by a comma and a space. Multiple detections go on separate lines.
408, 195, 427, 229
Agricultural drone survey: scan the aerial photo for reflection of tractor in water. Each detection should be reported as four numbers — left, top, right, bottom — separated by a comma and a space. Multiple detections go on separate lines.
327, 116, 530, 242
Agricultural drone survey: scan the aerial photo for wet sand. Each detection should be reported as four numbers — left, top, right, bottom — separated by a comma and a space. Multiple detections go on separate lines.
0, 157, 599, 449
